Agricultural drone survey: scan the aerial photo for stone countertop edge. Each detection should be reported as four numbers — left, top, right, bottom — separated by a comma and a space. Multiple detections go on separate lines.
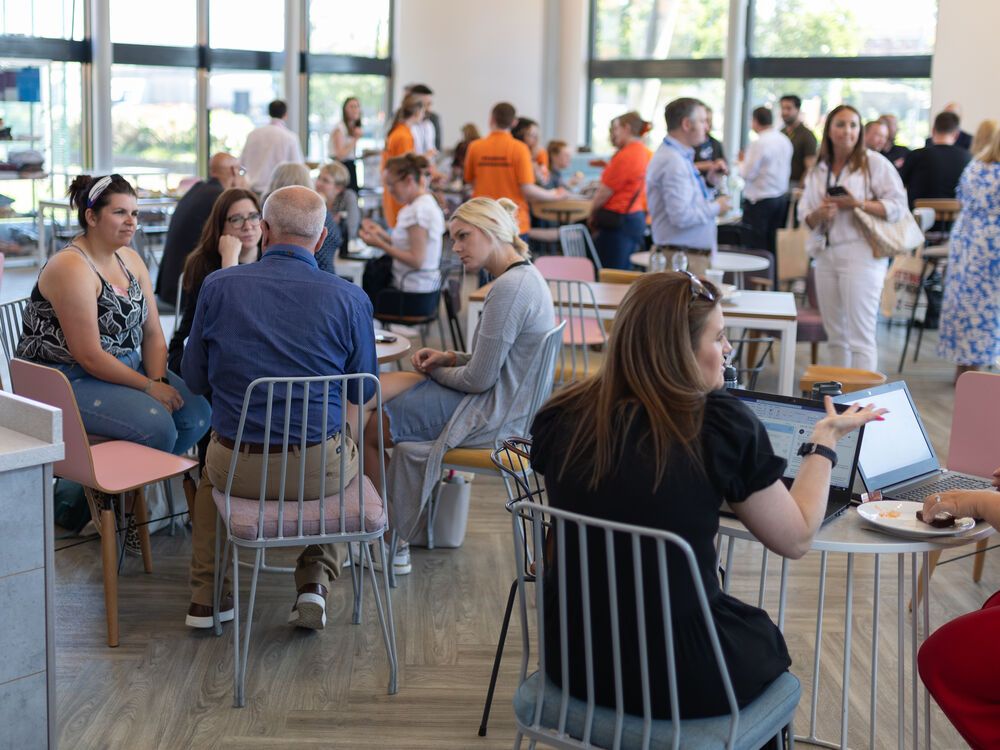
0, 391, 64, 471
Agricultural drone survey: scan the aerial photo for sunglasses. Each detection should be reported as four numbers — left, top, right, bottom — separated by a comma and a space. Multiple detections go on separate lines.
680, 270, 715, 303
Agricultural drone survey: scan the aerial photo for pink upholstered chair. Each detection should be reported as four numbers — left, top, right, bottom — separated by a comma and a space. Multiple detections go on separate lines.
534, 255, 596, 283
547, 278, 606, 385
9, 358, 197, 647
914, 371, 1000, 607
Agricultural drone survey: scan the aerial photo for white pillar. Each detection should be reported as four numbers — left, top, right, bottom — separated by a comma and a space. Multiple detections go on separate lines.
196, 0, 209, 177
284, 0, 303, 145
89, 0, 112, 172
722, 0, 748, 156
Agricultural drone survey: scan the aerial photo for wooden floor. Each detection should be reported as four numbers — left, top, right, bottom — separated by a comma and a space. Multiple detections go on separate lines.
49, 314, 990, 749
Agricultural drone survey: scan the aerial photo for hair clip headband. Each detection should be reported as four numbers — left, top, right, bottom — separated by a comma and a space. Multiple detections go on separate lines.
87, 175, 113, 207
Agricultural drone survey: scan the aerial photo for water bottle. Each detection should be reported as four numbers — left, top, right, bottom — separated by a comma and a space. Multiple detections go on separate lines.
648, 248, 668, 273
671, 250, 689, 272
723, 364, 740, 390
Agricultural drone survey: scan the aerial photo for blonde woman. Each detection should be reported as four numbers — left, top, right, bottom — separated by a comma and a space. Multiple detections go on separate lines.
361, 197, 555, 575
315, 161, 360, 242
970, 119, 999, 156
938, 128, 1000, 380
265, 162, 342, 273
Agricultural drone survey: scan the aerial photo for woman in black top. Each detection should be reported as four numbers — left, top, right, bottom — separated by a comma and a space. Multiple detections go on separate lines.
530, 271, 883, 719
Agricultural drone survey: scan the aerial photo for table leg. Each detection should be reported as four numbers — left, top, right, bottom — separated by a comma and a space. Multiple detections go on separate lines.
911, 554, 918, 750
758, 548, 769, 608
807, 551, 828, 741
35, 205, 45, 266
777, 320, 797, 396
840, 553, 855, 748
778, 557, 789, 633
870, 554, 881, 750
921, 552, 931, 749
898, 555, 905, 750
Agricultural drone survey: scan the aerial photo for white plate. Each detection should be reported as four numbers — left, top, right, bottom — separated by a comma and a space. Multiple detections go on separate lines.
856, 500, 976, 537
719, 283, 741, 304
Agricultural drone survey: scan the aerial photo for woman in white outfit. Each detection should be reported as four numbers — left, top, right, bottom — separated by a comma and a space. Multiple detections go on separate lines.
798, 104, 908, 371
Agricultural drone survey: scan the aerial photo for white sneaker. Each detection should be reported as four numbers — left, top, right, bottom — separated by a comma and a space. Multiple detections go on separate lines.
288, 591, 327, 630
350, 542, 411, 576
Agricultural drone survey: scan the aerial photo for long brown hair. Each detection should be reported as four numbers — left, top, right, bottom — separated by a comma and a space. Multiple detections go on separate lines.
537, 272, 721, 491
182, 188, 260, 292
818, 104, 867, 173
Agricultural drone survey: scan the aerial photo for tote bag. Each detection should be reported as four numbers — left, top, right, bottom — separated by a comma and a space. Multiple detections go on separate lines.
776, 196, 809, 282
853, 207, 925, 259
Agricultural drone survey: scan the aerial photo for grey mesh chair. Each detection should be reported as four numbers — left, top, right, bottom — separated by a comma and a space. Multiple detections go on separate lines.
400, 321, 565, 556
0, 296, 28, 389
212, 373, 398, 706
511, 500, 801, 750
559, 224, 603, 271
549, 279, 606, 386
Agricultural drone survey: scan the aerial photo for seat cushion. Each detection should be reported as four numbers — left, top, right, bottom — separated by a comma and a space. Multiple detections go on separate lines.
560, 316, 605, 346
212, 474, 386, 540
513, 670, 800, 750
796, 308, 827, 342
443, 446, 527, 473
90, 440, 198, 494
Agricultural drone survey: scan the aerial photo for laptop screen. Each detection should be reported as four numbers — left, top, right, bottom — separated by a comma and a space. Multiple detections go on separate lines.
730, 391, 861, 492
833, 381, 939, 492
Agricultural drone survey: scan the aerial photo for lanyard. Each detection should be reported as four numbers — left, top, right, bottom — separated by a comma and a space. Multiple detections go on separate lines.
662, 137, 710, 200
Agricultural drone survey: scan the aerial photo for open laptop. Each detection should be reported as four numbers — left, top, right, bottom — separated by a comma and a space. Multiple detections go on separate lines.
727, 390, 865, 523
833, 381, 994, 501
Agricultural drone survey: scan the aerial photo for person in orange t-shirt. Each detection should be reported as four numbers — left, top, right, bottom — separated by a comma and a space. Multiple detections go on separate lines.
382, 95, 425, 227
465, 103, 565, 237
588, 111, 653, 269
513, 117, 550, 185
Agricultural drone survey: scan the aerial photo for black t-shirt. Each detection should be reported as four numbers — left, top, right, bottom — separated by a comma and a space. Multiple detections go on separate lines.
899, 144, 972, 208
529, 390, 789, 719
155, 178, 224, 303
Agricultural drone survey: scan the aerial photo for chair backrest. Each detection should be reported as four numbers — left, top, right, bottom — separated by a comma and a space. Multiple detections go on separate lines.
486, 322, 565, 447
493, 438, 544, 578
912, 207, 935, 234
174, 271, 185, 334
947, 372, 1000, 476
0, 296, 28, 389
511, 500, 740, 749
9, 358, 98, 487
598, 268, 642, 285
558, 224, 602, 271
914, 198, 961, 223
221, 373, 387, 542
549, 279, 605, 385
534, 255, 596, 283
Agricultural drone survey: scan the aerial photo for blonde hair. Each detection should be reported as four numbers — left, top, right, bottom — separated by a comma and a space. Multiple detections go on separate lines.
972, 119, 1000, 161
319, 160, 350, 188
266, 162, 312, 197
450, 197, 530, 259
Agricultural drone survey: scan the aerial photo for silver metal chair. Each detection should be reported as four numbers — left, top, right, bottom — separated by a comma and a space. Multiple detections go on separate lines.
549, 279, 606, 386
212, 373, 398, 706
411, 321, 565, 555
173, 271, 185, 335
559, 224, 603, 271
511, 500, 801, 749
0, 296, 28, 390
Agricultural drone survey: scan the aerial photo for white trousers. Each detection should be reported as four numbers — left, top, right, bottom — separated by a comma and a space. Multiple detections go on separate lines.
813, 241, 888, 371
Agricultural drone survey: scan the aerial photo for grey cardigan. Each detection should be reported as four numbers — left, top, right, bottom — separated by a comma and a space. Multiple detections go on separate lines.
388, 263, 555, 541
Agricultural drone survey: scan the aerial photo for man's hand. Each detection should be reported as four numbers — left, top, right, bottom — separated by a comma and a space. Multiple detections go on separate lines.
716, 195, 732, 215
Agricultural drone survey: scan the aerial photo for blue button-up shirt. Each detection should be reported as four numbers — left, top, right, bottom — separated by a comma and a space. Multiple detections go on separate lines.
646, 135, 721, 252
182, 244, 377, 444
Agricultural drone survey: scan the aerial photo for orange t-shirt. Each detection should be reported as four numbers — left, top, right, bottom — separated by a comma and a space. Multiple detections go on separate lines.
381, 124, 414, 227
535, 149, 549, 170
601, 140, 653, 214
464, 131, 535, 235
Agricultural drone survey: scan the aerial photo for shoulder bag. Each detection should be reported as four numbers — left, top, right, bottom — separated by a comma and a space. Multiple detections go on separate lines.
852, 161, 925, 258
590, 182, 644, 230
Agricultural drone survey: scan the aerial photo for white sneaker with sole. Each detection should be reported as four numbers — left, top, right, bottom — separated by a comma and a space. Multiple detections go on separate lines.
288, 592, 327, 630
350, 542, 411, 575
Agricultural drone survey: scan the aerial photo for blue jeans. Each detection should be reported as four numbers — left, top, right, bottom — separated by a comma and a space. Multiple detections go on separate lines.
54, 350, 211, 455
594, 211, 646, 270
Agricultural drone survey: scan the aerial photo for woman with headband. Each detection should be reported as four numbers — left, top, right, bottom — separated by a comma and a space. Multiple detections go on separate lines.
17, 175, 211, 542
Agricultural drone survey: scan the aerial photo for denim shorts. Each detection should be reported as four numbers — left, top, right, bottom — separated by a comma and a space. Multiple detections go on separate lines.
384, 378, 466, 444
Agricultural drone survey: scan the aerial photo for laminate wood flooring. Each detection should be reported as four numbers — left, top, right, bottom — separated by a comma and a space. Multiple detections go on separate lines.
51, 319, 991, 749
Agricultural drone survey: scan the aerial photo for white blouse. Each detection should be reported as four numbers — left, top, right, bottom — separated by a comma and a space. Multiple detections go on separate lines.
390, 193, 445, 293
798, 149, 908, 248
328, 121, 358, 161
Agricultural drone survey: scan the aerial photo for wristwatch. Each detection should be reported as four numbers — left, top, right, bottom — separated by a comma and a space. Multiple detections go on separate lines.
797, 442, 837, 467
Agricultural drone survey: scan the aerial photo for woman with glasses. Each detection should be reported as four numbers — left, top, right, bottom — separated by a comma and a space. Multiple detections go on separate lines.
265, 162, 343, 275
17, 175, 211, 544
529, 271, 882, 721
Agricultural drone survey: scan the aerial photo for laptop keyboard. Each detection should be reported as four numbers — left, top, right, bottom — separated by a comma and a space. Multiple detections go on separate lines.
890, 475, 995, 502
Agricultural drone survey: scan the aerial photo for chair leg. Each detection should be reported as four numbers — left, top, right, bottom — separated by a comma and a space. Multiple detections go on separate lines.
972, 539, 988, 582
349, 543, 363, 624
478, 578, 518, 737
231, 545, 242, 706
100, 505, 120, 648
133, 487, 154, 574
235, 548, 263, 708
364, 537, 399, 694
910, 549, 943, 611
810, 341, 819, 365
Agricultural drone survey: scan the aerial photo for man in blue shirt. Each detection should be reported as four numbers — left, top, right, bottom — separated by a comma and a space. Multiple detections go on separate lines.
182, 185, 378, 631
646, 97, 731, 274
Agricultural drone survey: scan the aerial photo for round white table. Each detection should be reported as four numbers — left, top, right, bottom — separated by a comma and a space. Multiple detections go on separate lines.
375, 330, 411, 365
718, 509, 995, 750
629, 250, 771, 288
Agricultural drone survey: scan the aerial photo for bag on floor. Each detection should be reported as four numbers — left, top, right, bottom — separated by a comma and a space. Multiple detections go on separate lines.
409, 471, 472, 548
880, 251, 924, 319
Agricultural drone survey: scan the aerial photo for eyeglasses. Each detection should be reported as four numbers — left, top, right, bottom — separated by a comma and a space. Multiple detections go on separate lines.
680, 270, 715, 303
225, 211, 261, 227
237, 165, 247, 176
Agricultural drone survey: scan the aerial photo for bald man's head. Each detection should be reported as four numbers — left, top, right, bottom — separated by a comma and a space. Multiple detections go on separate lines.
261, 186, 327, 252
209, 152, 242, 188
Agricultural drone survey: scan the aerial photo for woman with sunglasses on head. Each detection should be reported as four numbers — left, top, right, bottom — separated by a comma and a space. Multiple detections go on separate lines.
798, 104, 908, 371
529, 271, 883, 722
17, 175, 212, 533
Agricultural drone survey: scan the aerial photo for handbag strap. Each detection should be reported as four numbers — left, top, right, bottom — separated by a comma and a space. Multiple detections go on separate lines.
624, 180, 644, 214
